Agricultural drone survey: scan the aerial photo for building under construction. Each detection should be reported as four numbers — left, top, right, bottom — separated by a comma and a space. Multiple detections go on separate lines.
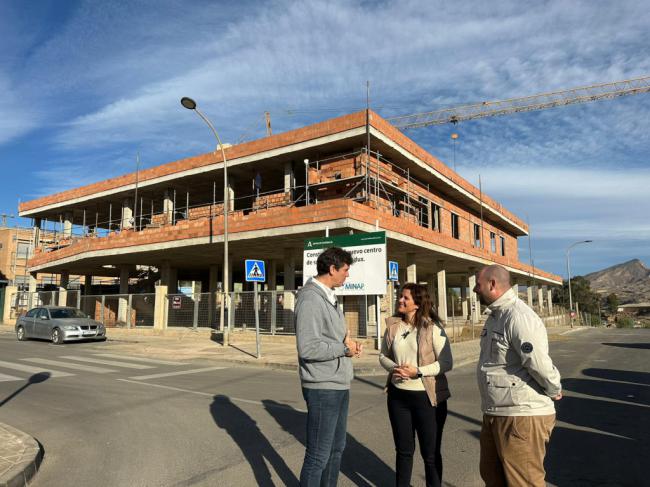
12, 110, 561, 335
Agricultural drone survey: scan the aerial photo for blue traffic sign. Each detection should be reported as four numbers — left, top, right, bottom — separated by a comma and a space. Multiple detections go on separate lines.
245, 259, 266, 282
388, 261, 399, 281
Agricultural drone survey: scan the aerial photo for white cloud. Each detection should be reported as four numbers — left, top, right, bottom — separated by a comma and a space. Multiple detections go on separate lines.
2, 0, 649, 276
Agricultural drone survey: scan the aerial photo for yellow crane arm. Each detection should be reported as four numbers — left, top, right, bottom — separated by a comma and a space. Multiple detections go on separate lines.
389, 75, 650, 129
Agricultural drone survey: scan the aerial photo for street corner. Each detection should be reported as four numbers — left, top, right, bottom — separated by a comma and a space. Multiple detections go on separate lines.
0, 423, 43, 487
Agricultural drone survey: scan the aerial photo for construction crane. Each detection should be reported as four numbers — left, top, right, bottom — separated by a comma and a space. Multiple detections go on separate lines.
389, 75, 650, 129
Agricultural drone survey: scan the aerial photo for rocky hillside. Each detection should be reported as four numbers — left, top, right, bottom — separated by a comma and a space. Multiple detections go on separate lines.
584, 259, 650, 303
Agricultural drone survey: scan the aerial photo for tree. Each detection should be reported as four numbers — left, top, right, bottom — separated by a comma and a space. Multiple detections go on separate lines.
606, 293, 619, 313
553, 276, 600, 315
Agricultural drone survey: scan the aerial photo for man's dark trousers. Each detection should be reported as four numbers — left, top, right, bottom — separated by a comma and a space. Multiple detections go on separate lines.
300, 388, 350, 486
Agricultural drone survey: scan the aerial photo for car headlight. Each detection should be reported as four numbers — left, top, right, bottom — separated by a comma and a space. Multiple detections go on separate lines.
62, 325, 78, 331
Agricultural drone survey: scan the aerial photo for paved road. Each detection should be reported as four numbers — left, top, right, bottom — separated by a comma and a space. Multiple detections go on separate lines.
0, 328, 647, 486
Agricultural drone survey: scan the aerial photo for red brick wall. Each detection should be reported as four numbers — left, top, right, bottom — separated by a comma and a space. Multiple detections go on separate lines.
28, 199, 559, 282
19, 111, 528, 239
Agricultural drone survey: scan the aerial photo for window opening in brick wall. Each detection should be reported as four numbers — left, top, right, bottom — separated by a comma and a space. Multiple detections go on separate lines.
490, 232, 496, 253
500, 236, 506, 256
418, 196, 429, 228
473, 223, 481, 247
451, 213, 459, 239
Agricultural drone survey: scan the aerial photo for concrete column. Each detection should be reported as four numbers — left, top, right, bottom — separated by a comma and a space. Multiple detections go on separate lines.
460, 282, 468, 320
84, 275, 92, 295
268, 260, 277, 290
284, 162, 294, 194
59, 271, 70, 290
537, 286, 544, 313
33, 218, 42, 249
468, 273, 479, 324
575, 302, 580, 325
153, 285, 168, 330
63, 212, 73, 238
283, 250, 296, 312
284, 251, 296, 290
28, 273, 37, 309
512, 282, 519, 298
436, 261, 447, 322
426, 274, 436, 304
527, 283, 534, 307
160, 262, 178, 294
163, 189, 174, 224
121, 198, 133, 230
406, 253, 417, 283
118, 266, 131, 324
547, 287, 553, 315
58, 288, 67, 307
3, 285, 17, 323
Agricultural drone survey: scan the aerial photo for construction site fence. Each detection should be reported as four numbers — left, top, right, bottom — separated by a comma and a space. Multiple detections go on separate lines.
4, 290, 592, 334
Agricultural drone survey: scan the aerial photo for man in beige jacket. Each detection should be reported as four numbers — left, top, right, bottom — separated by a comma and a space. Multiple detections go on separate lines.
474, 265, 562, 487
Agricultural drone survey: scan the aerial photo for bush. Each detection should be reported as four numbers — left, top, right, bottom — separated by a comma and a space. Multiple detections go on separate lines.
617, 316, 635, 328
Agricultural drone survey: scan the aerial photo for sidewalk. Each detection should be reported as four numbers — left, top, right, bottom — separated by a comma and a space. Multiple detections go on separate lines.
0, 423, 42, 487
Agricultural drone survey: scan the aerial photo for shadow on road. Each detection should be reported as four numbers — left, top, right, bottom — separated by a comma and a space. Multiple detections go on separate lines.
546, 368, 649, 486
209, 395, 298, 486
262, 399, 394, 487
582, 367, 650, 386
602, 342, 650, 350
0, 372, 51, 408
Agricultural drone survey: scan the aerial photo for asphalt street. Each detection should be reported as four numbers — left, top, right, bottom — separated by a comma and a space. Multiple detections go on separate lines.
0, 328, 647, 486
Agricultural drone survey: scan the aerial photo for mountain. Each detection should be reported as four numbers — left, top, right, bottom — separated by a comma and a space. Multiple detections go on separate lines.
584, 259, 650, 303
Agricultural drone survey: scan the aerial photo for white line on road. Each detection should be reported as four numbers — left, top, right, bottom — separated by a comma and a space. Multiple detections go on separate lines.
59, 356, 154, 369
93, 353, 187, 366
0, 360, 74, 378
22, 358, 117, 374
129, 367, 227, 380
0, 372, 23, 382
116, 379, 307, 413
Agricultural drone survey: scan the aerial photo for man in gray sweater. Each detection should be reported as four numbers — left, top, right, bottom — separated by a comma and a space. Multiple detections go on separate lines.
296, 246, 362, 486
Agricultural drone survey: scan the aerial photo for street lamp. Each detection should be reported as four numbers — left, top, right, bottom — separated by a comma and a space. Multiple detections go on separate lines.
566, 239, 592, 326
181, 97, 230, 341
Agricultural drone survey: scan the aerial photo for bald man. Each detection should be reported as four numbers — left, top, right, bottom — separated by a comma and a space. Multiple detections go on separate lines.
473, 265, 562, 487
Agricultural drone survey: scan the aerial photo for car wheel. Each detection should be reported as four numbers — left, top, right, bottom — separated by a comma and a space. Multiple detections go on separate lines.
17, 326, 26, 341
51, 328, 64, 345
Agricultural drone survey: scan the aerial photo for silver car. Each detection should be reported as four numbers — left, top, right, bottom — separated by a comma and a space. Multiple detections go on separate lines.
16, 306, 106, 344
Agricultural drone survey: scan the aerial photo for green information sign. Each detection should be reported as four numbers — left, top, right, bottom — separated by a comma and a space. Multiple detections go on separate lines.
303, 231, 387, 295
303, 231, 386, 250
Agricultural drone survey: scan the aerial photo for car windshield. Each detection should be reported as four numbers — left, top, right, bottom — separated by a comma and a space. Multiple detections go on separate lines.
49, 309, 88, 319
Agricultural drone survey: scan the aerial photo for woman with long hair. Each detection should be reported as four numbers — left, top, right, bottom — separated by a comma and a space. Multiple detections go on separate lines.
379, 282, 453, 487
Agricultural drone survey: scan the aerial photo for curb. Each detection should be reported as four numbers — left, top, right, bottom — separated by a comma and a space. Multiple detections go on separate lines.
0, 423, 43, 487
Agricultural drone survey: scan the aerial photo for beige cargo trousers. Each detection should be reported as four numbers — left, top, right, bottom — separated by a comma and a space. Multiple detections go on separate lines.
479, 414, 556, 487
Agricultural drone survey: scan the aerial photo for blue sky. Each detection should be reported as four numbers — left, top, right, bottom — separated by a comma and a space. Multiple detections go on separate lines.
1, 0, 648, 277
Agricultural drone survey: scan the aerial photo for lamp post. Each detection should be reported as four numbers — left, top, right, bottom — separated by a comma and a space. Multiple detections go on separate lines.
181, 97, 229, 342
566, 239, 592, 326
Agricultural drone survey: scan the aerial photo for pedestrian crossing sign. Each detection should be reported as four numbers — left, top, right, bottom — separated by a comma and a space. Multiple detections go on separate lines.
245, 259, 266, 282
389, 261, 399, 281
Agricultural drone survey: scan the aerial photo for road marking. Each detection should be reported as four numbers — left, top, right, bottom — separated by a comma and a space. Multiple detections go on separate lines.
0, 372, 23, 382
59, 356, 154, 369
116, 379, 307, 413
129, 366, 226, 380
0, 360, 74, 377
21, 358, 117, 374
93, 353, 187, 366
